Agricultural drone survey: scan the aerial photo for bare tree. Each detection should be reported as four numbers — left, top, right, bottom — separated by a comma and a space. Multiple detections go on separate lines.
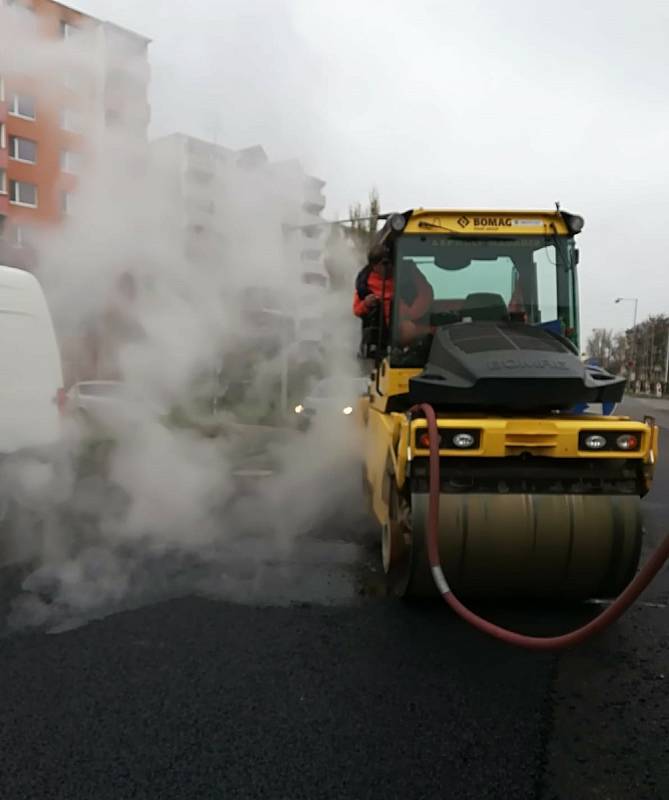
347, 187, 380, 253
324, 188, 381, 292
586, 328, 615, 367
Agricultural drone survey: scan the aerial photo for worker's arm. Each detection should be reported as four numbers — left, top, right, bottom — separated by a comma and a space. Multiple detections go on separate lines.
353, 291, 368, 317
404, 270, 434, 320
353, 291, 380, 317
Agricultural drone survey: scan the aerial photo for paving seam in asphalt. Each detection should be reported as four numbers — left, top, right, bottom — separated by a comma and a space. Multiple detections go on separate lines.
534, 655, 560, 800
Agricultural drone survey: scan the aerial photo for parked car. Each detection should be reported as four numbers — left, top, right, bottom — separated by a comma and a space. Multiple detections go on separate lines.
293, 376, 368, 430
66, 381, 165, 432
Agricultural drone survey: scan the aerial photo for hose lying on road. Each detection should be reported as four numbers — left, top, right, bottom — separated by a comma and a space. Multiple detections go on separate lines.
413, 402, 669, 651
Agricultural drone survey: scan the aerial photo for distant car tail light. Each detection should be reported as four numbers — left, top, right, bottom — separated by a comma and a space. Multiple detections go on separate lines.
56, 387, 67, 415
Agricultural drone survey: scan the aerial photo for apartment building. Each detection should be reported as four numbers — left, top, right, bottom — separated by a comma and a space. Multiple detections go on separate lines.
150, 133, 329, 350
0, 0, 150, 267
151, 134, 328, 281
270, 159, 328, 345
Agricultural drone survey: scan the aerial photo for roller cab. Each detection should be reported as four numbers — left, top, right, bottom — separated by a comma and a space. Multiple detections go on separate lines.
359, 209, 659, 599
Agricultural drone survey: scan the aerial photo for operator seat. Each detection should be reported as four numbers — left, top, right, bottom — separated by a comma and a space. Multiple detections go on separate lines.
461, 292, 509, 322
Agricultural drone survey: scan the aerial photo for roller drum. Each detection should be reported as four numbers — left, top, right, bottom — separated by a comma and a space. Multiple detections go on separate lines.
407, 493, 643, 600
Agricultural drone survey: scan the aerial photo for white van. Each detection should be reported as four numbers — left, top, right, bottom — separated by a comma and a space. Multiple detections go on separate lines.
0, 265, 63, 453
0, 265, 64, 566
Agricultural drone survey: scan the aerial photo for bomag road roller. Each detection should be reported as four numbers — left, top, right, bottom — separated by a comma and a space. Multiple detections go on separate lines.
359, 209, 659, 601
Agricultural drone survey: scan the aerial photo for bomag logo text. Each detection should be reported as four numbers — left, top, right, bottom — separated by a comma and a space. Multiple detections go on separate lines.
474, 217, 512, 227
488, 359, 568, 371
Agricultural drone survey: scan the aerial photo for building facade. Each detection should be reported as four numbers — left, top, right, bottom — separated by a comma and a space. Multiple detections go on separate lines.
149, 134, 329, 324
0, 0, 150, 267
149, 133, 330, 413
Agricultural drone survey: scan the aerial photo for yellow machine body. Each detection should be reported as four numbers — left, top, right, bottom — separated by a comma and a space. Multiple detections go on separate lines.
359, 209, 659, 599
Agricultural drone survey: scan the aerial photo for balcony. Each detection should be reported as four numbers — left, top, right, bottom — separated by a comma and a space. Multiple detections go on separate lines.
303, 178, 326, 212
302, 199, 325, 216
0, 193, 8, 217
184, 198, 217, 230
185, 149, 218, 177
301, 271, 328, 288
300, 248, 323, 263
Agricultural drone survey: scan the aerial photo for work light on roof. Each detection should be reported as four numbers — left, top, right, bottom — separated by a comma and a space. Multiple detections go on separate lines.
561, 211, 585, 235
389, 213, 407, 232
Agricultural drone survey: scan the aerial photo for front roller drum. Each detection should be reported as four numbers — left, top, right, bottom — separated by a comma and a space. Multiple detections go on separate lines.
387, 492, 643, 600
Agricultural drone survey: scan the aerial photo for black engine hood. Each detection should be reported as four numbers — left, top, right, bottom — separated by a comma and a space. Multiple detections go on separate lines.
408, 322, 626, 411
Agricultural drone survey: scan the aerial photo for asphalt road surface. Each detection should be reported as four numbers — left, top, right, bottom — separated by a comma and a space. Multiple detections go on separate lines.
0, 399, 667, 800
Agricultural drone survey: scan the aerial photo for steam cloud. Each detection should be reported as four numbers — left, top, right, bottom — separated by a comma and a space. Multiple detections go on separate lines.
0, 6, 369, 633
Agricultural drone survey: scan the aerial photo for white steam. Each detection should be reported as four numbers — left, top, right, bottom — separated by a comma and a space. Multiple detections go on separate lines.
0, 7, 368, 633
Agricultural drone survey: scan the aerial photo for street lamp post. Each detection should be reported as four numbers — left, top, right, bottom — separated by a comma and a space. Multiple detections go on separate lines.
615, 297, 639, 380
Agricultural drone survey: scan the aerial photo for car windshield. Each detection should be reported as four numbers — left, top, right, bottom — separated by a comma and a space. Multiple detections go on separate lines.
310, 377, 366, 399
390, 234, 579, 366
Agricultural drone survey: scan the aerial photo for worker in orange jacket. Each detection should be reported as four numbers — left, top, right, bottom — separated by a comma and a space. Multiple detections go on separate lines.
353, 246, 433, 345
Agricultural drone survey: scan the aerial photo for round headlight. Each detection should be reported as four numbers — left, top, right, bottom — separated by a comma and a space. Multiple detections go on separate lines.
294, 404, 304, 414
584, 434, 607, 450
616, 433, 639, 450
342, 406, 353, 416
453, 432, 476, 449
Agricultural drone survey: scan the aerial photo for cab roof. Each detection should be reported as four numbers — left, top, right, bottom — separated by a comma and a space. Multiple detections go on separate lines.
400, 209, 582, 236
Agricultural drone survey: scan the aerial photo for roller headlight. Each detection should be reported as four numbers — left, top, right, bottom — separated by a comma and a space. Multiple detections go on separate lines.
342, 406, 353, 416
294, 404, 304, 415
415, 429, 480, 450
453, 433, 476, 449
579, 431, 641, 452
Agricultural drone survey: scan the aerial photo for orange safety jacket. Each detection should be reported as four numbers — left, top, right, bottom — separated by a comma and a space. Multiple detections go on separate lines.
353, 267, 433, 325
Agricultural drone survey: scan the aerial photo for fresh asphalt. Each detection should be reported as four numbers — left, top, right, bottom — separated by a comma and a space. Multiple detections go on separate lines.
0, 398, 667, 800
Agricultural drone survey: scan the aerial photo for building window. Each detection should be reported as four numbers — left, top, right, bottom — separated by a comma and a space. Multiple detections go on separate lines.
105, 108, 121, 127
9, 179, 37, 208
0, 122, 6, 149
60, 20, 78, 39
60, 109, 83, 133
60, 149, 81, 174
11, 225, 31, 247
0, 169, 7, 195
5, 1, 36, 27
302, 272, 328, 288
62, 69, 81, 91
9, 135, 37, 164
9, 92, 36, 120
61, 191, 73, 215
0, 76, 5, 103
187, 168, 213, 185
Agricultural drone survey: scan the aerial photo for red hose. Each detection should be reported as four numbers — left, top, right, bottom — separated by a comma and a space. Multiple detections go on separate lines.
413, 403, 669, 651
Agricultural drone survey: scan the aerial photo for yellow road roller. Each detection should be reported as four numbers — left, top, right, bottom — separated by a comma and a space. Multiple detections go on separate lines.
359, 209, 659, 600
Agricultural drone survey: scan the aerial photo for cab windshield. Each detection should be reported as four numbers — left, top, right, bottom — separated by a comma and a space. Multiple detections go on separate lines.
390, 234, 579, 367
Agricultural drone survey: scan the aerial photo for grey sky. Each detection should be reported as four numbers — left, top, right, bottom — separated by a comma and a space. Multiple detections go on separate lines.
73, 0, 668, 335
